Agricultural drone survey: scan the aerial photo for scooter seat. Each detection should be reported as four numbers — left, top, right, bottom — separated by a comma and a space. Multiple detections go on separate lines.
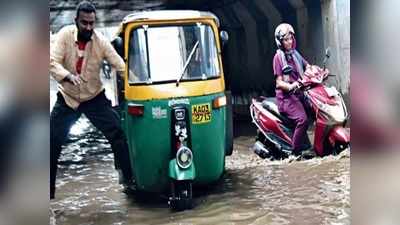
261, 99, 296, 128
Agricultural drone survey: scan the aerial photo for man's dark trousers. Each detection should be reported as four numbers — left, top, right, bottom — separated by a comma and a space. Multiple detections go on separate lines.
50, 91, 132, 199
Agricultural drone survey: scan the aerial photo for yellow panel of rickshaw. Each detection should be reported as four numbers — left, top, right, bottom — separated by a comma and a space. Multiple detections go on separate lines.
124, 78, 225, 100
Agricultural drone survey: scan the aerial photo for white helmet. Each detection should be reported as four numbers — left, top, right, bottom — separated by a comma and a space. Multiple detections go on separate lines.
274, 23, 295, 49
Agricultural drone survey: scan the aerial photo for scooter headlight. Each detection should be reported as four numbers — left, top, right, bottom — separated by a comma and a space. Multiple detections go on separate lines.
176, 147, 193, 169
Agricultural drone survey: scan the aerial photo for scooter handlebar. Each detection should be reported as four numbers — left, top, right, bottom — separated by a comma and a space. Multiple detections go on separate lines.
288, 81, 303, 95
287, 66, 330, 95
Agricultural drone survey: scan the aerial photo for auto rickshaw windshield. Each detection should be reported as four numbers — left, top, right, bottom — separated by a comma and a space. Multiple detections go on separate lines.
128, 23, 220, 84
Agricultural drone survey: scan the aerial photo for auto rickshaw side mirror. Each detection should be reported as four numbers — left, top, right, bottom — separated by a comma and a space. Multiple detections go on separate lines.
111, 36, 124, 58
220, 30, 229, 48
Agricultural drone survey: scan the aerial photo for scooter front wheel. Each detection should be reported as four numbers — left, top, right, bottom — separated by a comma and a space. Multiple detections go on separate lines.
333, 142, 350, 155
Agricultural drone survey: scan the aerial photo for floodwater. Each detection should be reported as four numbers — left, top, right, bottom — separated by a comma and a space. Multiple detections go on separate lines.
49, 89, 350, 225
50, 6, 350, 225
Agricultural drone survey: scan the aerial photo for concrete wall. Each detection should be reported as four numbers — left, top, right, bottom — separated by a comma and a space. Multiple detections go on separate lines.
320, 0, 350, 94
282, 0, 350, 96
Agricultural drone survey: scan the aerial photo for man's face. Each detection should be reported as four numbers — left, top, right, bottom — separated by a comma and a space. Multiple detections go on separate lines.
75, 11, 96, 41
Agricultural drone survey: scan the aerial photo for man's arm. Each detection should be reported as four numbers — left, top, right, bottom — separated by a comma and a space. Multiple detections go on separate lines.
102, 38, 125, 77
49, 30, 71, 82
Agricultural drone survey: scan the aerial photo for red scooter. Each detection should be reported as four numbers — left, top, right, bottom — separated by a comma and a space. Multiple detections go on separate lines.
250, 50, 350, 159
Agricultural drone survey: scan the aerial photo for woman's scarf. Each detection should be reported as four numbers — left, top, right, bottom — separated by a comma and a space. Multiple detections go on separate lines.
277, 48, 305, 78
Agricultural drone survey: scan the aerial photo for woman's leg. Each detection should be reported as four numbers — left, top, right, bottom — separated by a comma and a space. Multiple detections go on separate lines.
281, 97, 309, 155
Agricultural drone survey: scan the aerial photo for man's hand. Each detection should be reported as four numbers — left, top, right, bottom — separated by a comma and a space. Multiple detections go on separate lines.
65, 74, 82, 85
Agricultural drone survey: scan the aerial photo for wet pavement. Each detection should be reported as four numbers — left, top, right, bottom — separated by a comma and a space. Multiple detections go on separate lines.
50, 6, 350, 224
49, 109, 349, 225
50, 83, 349, 225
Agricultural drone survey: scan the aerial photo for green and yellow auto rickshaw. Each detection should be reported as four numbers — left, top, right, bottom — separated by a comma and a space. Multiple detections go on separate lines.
112, 10, 232, 210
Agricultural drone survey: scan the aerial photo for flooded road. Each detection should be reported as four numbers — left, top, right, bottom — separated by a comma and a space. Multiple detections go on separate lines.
50, 70, 349, 225
50, 6, 349, 224
50, 89, 349, 225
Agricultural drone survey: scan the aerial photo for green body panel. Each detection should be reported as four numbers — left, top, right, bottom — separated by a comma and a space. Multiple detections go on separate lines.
122, 93, 226, 192
168, 159, 196, 180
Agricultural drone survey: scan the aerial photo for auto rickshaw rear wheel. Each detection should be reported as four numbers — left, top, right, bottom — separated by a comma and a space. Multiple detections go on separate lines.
169, 180, 193, 211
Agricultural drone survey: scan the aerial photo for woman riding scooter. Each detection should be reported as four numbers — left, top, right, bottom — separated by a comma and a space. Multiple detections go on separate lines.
272, 23, 314, 158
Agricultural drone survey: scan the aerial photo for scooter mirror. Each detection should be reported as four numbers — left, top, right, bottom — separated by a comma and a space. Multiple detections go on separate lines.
325, 47, 331, 58
323, 47, 331, 70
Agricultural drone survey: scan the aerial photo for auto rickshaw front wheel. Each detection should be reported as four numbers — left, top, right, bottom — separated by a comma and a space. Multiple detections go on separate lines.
168, 180, 193, 211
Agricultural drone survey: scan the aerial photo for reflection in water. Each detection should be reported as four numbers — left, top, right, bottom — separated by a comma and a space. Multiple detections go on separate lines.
69, 117, 91, 136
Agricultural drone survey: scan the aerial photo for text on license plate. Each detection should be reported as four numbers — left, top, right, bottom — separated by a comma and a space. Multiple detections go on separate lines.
192, 103, 211, 124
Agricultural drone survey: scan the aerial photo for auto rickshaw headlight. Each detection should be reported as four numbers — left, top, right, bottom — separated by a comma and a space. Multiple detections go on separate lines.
176, 147, 193, 169
213, 96, 226, 109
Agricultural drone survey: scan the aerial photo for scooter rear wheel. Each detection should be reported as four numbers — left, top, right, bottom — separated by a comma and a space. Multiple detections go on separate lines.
255, 130, 288, 160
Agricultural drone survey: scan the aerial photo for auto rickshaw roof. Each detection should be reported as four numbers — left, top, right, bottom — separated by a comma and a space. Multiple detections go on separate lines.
121, 10, 220, 27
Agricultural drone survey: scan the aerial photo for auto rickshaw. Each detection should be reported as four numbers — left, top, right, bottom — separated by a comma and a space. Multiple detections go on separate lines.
111, 10, 233, 210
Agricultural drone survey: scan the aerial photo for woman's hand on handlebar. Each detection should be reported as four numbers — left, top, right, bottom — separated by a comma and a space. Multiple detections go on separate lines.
287, 81, 301, 94
289, 81, 301, 91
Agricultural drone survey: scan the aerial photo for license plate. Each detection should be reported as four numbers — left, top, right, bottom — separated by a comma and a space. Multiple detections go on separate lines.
192, 103, 211, 124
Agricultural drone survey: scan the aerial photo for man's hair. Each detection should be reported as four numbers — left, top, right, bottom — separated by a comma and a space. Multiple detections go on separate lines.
76, 1, 96, 17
